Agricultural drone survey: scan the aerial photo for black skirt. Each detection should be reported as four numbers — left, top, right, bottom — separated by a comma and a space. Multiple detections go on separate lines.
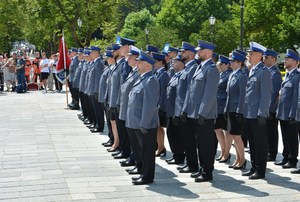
214, 114, 227, 130
227, 112, 244, 135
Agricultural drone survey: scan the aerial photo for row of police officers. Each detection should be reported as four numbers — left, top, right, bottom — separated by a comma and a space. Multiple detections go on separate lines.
67, 37, 300, 185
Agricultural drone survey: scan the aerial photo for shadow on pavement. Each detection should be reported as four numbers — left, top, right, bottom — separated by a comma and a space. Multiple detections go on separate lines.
211, 169, 269, 197
146, 164, 199, 199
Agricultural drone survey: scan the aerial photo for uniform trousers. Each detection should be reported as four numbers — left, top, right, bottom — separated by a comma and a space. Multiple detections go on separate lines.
193, 118, 216, 178
68, 81, 75, 101
102, 103, 113, 143
73, 88, 80, 104
135, 128, 157, 181
166, 117, 185, 163
91, 94, 104, 131
116, 118, 131, 157
86, 94, 95, 124
127, 128, 142, 170
183, 118, 199, 170
79, 92, 88, 118
279, 120, 299, 164
266, 112, 279, 159
244, 119, 268, 176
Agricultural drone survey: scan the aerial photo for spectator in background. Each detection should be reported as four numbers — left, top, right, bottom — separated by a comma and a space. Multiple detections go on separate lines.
51, 54, 62, 92
40, 52, 50, 93
16, 52, 26, 92
32, 51, 42, 89
2, 53, 17, 91
47, 54, 55, 92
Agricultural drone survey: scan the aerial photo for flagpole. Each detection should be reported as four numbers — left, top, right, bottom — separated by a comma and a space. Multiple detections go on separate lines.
62, 29, 69, 107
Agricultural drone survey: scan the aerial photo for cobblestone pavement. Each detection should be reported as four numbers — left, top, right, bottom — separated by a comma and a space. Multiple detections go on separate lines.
0, 90, 299, 201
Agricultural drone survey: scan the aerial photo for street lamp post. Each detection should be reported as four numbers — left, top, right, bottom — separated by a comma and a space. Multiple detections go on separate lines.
240, 0, 245, 50
77, 18, 82, 46
145, 28, 149, 45
209, 15, 216, 43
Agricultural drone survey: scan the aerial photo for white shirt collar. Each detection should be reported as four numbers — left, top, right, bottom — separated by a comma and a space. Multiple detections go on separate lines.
201, 58, 211, 67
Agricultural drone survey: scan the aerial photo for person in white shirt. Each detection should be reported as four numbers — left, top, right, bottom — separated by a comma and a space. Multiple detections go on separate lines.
40, 52, 50, 93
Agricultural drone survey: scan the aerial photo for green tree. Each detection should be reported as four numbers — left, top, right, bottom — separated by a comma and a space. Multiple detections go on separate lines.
156, 0, 233, 41
0, 0, 25, 53
243, 0, 300, 52
119, 9, 155, 39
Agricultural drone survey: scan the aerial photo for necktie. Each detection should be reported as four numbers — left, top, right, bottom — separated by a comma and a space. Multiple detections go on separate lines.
285, 72, 289, 79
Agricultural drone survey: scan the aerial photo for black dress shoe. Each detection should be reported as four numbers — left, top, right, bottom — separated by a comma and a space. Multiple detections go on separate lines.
128, 167, 140, 175
219, 154, 231, 163
84, 120, 92, 125
87, 124, 95, 129
103, 142, 113, 147
165, 157, 174, 163
190, 171, 202, 178
274, 159, 288, 166
102, 140, 112, 146
282, 162, 296, 169
111, 150, 121, 156
131, 175, 141, 181
177, 164, 187, 170
70, 105, 80, 110
242, 170, 255, 176
120, 159, 135, 167
291, 168, 300, 174
107, 147, 118, 152
114, 153, 129, 159
167, 159, 177, 165
167, 159, 184, 165
126, 166, 137, 173
179, 166, 197, 173
132, 178, 153, 185
194, 175, 212, 182
248, 172, 265, 180
155, 148, 166, 157
90, 128, 101, 133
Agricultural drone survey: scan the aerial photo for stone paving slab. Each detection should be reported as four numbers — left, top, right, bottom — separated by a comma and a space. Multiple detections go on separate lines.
0, 90, 299, 201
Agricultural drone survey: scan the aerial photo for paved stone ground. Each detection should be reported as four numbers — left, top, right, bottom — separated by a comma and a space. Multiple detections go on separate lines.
0, 90, 299, 202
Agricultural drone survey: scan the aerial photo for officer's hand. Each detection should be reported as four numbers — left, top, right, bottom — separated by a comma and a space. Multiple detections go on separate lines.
140, 127, 148, 134
223, 113, 228, 121
158, 109, 165, 117
236, 113, 243, 124
180, 112, 187, 123
289, 118, 297, 124
268, 112, 274, 120
257, 116, 266, 126
172, 116, 180, 126
197, 115, 205, 125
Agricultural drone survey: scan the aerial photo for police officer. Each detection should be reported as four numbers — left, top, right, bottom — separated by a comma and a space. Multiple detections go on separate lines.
88, 46, 105, 133
225, 51, 248, 169
162, 44, 179, 78
215, 55, 232, 163
72, 48, 84, 112
68, 48, 80, 109
100, 49, 115, 148
165, 54, 186, 166
275, 49, 300, 169
127, 50, 159, 185
78, 48, 91, 122
182, 40, 219, 182
118, 46, 140, 171
146, 45, 159, 55
173, 42, 198, 173
106, 43, 122, 152
112, 37, 136, 160
242, 42, 272, 180
263, 49, 282, 161
152, 52, 169, 157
